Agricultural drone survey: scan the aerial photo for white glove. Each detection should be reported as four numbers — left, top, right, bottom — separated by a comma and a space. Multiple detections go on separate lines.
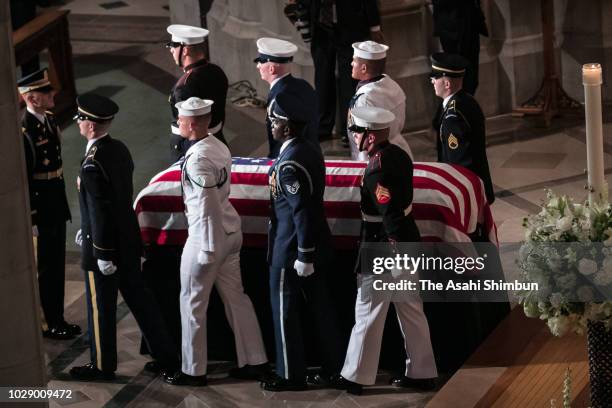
197, 250, 215, 265
32, 225, 39, 237
294, 260, 314, 277
75, 229, 82, 247
97, 259, 117, 276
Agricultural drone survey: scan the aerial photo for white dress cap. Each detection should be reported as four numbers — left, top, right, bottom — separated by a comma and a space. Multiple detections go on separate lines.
255, 37, 298, 62
167, 24, 209, 45
351, 107, 395, 130
352, 40, 389, 60
175, 97, 214, 116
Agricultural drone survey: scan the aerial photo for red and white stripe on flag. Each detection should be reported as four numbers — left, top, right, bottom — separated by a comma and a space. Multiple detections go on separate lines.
134, 158, 498, 249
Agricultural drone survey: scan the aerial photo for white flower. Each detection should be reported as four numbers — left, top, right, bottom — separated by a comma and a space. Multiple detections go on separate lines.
523, 302, 539, 318
577, 286, 594, 302
594, 270, 612, 286
547, 315, 570, 337
550, 292, 565, 309
604, 228, 612, 246
556, 216, 573, 232
578, 259, 597, 276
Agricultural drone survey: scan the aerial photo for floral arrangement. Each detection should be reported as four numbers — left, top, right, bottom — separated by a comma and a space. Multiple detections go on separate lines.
517, 190, 612, 336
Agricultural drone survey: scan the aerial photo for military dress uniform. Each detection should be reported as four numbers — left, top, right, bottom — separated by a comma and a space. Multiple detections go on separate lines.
71, 94, 178, 380
431, 54, 494, 204
18, 69, 77, 339
348, 41, 411, 161
167, 24, 229, 162
254, 37, 319, 158
265, 94, 343, 388
172, 98, 266, 380
340, 107, 437, 389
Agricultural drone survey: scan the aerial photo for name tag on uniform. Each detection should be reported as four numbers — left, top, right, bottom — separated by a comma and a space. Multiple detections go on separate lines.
36, 138, 49, 146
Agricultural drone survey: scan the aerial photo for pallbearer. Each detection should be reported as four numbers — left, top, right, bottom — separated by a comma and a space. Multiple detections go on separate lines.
337, 107, 438, 395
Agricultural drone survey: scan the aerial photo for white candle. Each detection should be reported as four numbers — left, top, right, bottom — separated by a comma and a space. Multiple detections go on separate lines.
582, 63, 607, 204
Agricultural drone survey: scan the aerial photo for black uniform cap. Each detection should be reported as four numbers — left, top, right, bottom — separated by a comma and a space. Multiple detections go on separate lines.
17, 68, 53, 94
430, 52, 469, 78
268, 91, 309, 124
74, 94, 119, 123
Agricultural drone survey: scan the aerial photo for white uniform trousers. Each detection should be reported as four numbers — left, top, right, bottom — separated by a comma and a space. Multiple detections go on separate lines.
180, 231, 267, 376
341, 285, 438, 385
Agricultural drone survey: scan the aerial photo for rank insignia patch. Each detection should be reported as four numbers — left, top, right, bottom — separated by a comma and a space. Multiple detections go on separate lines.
286, 181, 300, 194
375, 183, 391, 204
448, 133, 459, 150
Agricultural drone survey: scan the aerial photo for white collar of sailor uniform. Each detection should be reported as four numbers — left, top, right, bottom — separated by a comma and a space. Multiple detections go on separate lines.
27, 106, 46, 124
443, 92, 457, 108
86, 133, 109, 154
279, 137, 296, 155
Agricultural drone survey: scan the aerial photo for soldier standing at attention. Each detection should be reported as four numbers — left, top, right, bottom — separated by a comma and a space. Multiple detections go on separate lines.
347, 40, 411, 160
253, 37, 319, 158
167, 24, 228, 162
430, 52, 494, 204
335, 107, 438, 395
70, 94, 179, 381
18, 68, 80, 340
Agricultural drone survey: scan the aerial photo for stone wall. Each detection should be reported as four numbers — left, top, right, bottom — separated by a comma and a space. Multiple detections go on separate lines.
169, 0, 612, 131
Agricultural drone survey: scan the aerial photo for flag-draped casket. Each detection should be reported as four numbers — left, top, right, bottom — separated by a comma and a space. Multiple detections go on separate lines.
134, 158, 497, 248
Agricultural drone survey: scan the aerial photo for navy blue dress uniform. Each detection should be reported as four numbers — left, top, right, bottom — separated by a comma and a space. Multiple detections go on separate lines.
167, 24, 229, 162
18, 69, 78, 340
263, 92, 342, 390
431, 53, 495, 204
70, 94, 179, 381
340, 107, 437, 394
432, 0, 488, 95
253, 37, 319, 158
309, 0, 381, 141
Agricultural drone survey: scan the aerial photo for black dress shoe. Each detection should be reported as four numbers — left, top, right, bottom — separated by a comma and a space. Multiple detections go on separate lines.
61, 322, 82, 336
69, 363, 115, 381
229, 363, 272, 381
306, 373, 329, 386
390, 376, 437, 391
42, 325, 76, 340
260, 376, 307, 391
143, 360, 166, 374
163, 371, 207, 386
332, 375, 363, 395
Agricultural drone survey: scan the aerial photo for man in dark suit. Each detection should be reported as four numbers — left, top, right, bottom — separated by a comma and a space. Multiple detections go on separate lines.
254, 37, 319, 158
309, 0, 383, 144
431, 52, 494, 204
167, 24, 228, 162
261, 92, 343, 391
18, 68, 80, 340
431, 0, 488, 95
70, 94, 179, 381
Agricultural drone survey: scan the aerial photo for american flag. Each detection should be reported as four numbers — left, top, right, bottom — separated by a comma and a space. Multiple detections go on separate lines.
134, 158, 497, 249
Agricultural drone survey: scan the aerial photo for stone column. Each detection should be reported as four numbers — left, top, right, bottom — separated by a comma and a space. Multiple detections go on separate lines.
0, 1, 48, 406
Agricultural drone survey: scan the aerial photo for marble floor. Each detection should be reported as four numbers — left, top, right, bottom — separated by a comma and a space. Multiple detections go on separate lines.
22, 2, 612, 407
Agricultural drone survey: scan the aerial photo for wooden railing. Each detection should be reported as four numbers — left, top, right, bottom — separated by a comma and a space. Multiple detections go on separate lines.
13, 10, 76, 123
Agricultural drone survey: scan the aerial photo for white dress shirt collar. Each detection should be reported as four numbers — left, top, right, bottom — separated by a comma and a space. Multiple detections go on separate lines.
443, 91, 457, 108
27, 106, 46, 124
86, 133, 109, 154
270, 72, 290, 90
279, 137, 296, 155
